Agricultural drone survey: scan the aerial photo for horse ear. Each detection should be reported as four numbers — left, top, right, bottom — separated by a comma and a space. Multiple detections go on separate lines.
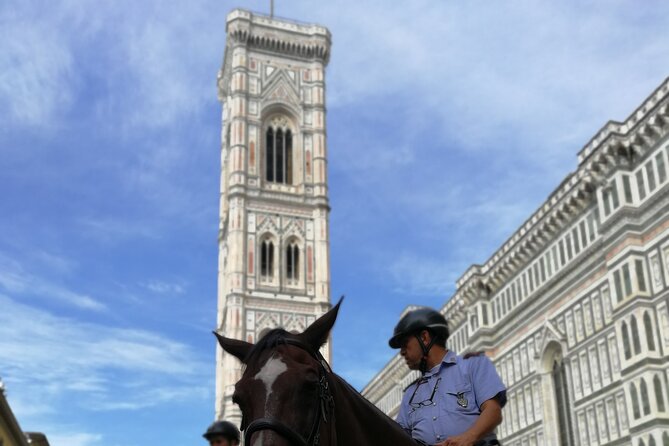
300, 296, 343, 350
213, 331, 253, 363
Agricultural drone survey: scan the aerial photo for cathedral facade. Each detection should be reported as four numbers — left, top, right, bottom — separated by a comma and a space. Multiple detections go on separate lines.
363, 79, 669, 446
214, 9, 332, 424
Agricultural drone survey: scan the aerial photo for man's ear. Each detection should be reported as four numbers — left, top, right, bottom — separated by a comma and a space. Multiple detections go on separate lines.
419, 329, 432, 345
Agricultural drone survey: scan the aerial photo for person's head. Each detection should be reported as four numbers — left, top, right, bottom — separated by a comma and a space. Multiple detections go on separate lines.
388, 307, 449, 372
203, 420, 240, 446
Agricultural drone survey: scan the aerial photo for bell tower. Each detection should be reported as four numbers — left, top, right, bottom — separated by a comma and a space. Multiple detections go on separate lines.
215, 9, 332, 423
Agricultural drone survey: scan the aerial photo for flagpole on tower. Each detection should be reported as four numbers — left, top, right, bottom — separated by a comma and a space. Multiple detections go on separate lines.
270, 0, 274, 18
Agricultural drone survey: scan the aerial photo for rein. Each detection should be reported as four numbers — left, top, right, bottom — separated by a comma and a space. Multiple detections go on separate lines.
244, 338, 335, 446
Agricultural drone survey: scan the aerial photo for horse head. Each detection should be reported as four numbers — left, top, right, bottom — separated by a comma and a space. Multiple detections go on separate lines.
214, 299, 342, 446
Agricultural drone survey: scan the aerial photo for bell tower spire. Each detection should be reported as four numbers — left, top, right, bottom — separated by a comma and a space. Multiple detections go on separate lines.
214, 9, 332, 425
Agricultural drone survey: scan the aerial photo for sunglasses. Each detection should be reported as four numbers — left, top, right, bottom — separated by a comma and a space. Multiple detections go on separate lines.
409, 377, 441, 408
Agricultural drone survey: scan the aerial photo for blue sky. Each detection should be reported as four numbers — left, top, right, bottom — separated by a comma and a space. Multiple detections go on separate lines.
1, 1, 669, 445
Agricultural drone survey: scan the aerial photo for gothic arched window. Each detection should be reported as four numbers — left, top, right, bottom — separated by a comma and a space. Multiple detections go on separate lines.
644, 312, 656, 351
641, 379, 651, 416
622, 322, 632, 360
286, 241, 300, 284
631, 383, 641, 419
662, 432, 669, 446
654, 375, 665, 412
631, 316, 642, 355
649, 436, 656, 446
265, 119, 293, 185
260, 239, 275, 280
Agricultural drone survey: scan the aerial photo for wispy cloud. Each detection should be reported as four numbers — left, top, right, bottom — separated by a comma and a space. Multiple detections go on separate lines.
384, 253, 459, 297
77, 216, 162, 243
0, 254, 106, 311
0, 5, 75, 127
42, 431, 102, 446
143, 280, 186, 295
0, 295, 210, 415
322, 0, 669, 157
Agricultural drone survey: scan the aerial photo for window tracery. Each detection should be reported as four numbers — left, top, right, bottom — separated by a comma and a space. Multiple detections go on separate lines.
654, 375, 665, 412
641, 379, 651, 416
265, 115, 293, 185
286, 239, 300, 285
622, 321, 632, 360
630, 383, 641, 419
260, 237, 275, 281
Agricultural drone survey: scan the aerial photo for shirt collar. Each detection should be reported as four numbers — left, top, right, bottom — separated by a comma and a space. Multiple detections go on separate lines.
425, 350, 457, 376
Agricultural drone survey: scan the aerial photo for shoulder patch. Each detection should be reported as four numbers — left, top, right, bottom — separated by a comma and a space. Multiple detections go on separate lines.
462, 351, 486, 359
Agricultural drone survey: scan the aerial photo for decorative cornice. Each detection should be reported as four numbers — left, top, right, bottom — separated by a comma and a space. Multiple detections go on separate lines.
218, 10, 331, 101
454, 77, 669, 301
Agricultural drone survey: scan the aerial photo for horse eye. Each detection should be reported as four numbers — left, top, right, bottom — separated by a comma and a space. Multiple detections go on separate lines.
304, 369, 319, 384
232, 393, 243, 406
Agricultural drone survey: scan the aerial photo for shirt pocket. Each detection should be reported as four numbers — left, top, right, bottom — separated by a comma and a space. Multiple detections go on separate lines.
443, 382, 477, 414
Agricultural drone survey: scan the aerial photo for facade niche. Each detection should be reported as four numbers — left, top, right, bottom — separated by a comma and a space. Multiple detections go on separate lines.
552, 357, 574, 446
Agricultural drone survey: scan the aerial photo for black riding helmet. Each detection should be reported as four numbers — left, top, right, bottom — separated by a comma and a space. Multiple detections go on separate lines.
203, 420, 240, 442
388, 307, 449, 349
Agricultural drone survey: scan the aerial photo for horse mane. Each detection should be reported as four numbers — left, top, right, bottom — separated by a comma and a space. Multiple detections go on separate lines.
244, 328, 296, 363
327, 372, 417, 445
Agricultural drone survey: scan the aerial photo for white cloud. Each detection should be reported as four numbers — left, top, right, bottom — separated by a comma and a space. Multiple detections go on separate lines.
88, 385, 208, 411
0, 294, 210, 418
320, 0, 669, 157
143, 280, 186, 295
0, 2, 76, 127
384, 253, 459, 297
0, 254, 106, 311
77, 216, 162, 243
44, 432, 103, 446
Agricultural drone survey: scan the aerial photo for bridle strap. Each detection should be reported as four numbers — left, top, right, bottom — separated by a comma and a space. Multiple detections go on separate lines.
245, 418, 308, 446
243, 338, 334, 446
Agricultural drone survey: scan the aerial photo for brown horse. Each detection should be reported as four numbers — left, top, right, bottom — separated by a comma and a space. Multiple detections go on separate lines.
214, 300, 418, 446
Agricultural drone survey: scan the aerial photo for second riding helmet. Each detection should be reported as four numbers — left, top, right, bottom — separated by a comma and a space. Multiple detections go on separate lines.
203, 420, 240, 442
388, 307, 449, 349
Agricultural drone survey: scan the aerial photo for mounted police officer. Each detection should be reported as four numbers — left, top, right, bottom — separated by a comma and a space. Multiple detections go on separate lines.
202, 420, 240, 446
389, 308, 507, 446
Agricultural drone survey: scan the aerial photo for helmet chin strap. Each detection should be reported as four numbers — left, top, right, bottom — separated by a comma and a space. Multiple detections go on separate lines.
414, 332, 437, 374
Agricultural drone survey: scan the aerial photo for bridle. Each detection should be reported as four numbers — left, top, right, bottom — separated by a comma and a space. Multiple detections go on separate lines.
243, 338, 335, 446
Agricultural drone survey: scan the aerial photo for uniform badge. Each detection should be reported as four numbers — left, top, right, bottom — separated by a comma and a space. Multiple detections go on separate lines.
456, 392, 468, 408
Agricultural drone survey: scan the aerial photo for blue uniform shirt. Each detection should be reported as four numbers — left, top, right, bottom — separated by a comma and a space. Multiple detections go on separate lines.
396, 350, 507, 445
